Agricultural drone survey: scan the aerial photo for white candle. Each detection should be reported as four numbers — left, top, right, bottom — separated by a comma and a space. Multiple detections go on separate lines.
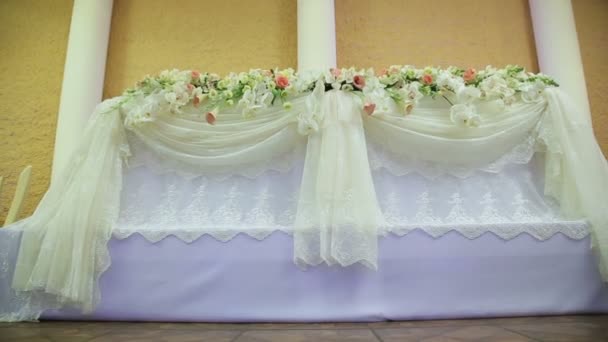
52, 0, 114, 183
529, 0, 592, 124
297, 0, 337, 73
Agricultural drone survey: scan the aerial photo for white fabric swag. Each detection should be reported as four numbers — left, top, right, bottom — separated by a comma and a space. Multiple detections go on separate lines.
3, 87, 608, 321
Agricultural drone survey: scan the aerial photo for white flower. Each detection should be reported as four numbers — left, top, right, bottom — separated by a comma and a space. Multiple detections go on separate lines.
457, 86, 481, 104
364, 88, 392, 113
238, 82, 274, 117
436, 70, 453, 88
519, 80, 545, 103
435, 68, 464, 92
362, 75, 384, 94
164, 92, 177, 104
450, 103, 481, 127
379, 74, 399, 85
323, 69, 340, 84
403, 82, 423, 103
448, 77, 465, 92
297, 112, 320, 135
293, 70, 319, 92
298, 80, 325, 135
480, 74, 515, 99
123, 97, 157, 129
343, 71, 355, 84
191, 87, 203, 100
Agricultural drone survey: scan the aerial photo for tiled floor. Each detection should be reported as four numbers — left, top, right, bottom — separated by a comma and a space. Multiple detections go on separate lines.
0, 315, 607, 341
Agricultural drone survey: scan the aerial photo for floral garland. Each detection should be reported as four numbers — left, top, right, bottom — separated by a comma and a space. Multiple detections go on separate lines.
118, 65, 557, 129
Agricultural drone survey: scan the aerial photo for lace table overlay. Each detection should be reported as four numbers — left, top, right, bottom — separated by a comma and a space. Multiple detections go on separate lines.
113, 154, 589, 244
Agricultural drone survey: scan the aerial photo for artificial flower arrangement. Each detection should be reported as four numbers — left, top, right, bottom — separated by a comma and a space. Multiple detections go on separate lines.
116, 65, 558, 131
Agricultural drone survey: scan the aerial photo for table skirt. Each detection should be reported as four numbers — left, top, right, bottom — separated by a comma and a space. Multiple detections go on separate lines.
42, 230, 608, 322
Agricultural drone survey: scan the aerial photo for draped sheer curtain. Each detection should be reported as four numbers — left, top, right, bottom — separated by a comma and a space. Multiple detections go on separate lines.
2, 87, 608, 321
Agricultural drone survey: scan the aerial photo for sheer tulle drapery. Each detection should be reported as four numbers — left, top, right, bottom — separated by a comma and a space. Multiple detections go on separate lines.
1, 88, 607, 322
1, 99, 128, 320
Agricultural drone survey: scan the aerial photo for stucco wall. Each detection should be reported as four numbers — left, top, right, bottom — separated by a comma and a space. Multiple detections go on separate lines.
335, 0, 539, 72
103, 0, 297, 98
0, 0, 73, 222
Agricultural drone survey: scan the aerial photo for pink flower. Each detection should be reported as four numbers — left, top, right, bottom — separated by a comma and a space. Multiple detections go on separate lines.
206, 111, 216, 125
186, 83, 194, 93
389, 66, 400, 75
379, 68, 388, 76
353, 75, 366, 89
192, 96, 200, 107
331, 68, 342, 77
463, 68, 477, 83
191, 70, 200, 79
422, 74, 433, 85
363, 102, 376, 115
275, 75, 290, 89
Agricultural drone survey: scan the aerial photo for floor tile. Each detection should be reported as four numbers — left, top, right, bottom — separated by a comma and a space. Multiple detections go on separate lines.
368, 319, 489, 329
0, 324, 109, 342
156, 322, 367, 331
371, 326, 459, 341
374, 325, 536, 342
2, 315, 608, 341
234, 329, 379, 342
87, 329, 240, 342
502, 322, 608, 342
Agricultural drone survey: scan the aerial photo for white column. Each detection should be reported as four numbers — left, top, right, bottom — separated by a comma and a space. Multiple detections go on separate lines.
297, 0, 337, 73
529, 0, 592, 123
52, 0, 114, 183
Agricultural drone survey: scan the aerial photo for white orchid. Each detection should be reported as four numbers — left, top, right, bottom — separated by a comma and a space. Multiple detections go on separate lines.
480, 74, 515, 99
519, 80, 546, 103
450, 103, 481, 127
404, 82, 424, 103
436, 70, 453, 89
457, 86, 482, 104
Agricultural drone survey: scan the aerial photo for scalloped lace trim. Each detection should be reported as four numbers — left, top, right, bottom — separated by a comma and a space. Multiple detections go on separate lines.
112, 220, 589, 244
386, 221, 589, 241
112, 226, 293, 243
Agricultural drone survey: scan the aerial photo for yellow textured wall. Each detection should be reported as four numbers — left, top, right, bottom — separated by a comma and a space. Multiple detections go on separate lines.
335, 0, 539, 72
0, 0, 73, 222
103, 0, 297, 98
573, 0, 608, 155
